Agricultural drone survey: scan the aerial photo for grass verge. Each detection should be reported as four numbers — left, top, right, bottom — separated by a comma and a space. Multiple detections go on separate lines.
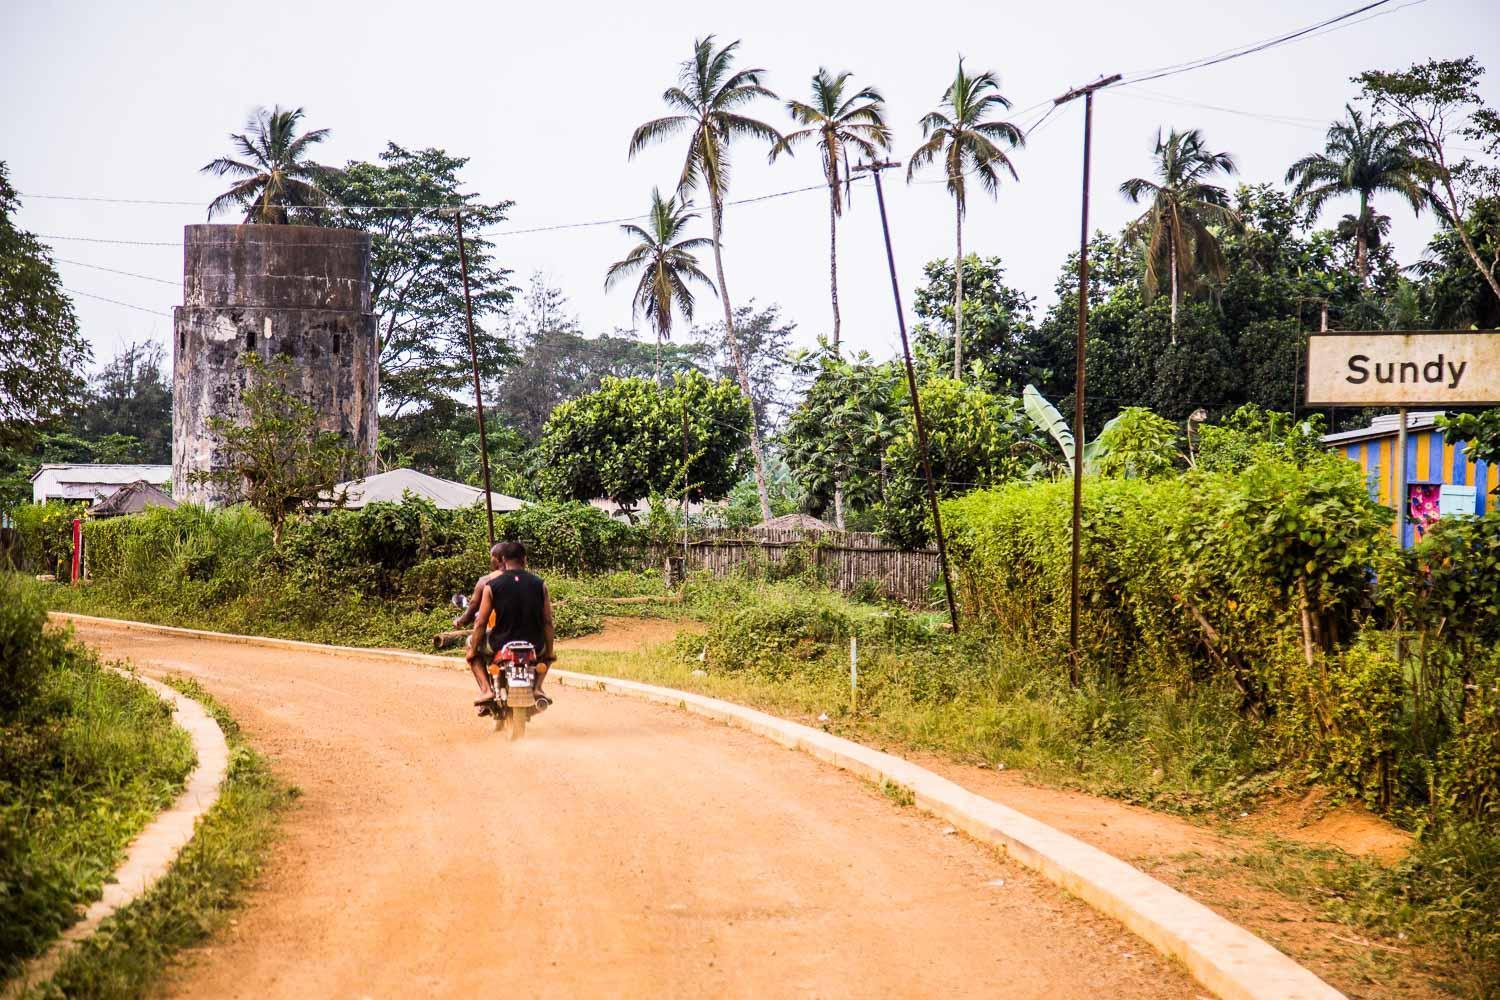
23, 676, 295, 998
1, 584, 194, 980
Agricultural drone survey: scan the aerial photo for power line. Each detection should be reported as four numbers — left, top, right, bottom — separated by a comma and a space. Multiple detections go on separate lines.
55, 257, 181, 286
33, 179, 852, 249
1117, 0, 1415, 87
64, 287, 172, 317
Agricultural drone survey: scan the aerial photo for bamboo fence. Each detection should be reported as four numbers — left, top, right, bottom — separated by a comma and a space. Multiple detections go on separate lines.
652, 528, 940, 606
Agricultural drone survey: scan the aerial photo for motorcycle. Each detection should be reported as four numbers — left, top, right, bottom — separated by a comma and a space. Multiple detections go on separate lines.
451, 594, 544, 741
486, 640, 541, 741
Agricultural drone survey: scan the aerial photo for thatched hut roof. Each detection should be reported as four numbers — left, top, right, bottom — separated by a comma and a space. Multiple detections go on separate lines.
753, 512, 836, 533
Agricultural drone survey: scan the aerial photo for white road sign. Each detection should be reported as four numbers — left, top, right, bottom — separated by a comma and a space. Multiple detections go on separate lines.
1305, 331, 1500, 406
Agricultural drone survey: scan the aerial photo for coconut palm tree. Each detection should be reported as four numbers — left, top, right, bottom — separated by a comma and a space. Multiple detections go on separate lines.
907, 60, 1024, 378
605, 188, 716, 382
777, 68, 891, 351
1284, 105, 1437, 285
629, 36, 784, 521
1119, 128, 1238, 344
202, 106, 339, 224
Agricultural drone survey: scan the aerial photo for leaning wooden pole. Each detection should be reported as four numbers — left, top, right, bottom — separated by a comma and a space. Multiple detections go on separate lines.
855, 160, 960, 634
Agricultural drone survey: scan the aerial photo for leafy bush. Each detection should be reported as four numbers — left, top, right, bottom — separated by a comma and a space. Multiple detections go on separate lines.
495, 500, 641, 572
1092, 407, 1181, 479
7, 501, 83, 577
0, 574, 54, 716
281, 497, 468, 597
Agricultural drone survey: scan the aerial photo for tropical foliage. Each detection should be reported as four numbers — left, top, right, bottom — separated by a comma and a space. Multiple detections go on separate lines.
629, 35, 784, 521
202, 106, 339, 224
778, 68, 890, 349
604, 188, 715, 376
907, 60, 1024, 376
1119, 128, 1239, 342
537, 372, 751, 517
1284, 104, 1437, 284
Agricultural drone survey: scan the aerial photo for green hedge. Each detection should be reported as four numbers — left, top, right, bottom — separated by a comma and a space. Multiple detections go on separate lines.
942, 454, 1499, 825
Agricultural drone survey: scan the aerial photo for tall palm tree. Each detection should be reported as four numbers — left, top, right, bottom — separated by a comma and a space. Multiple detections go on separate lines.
1284, 105, 1437, 285
1119, 128, 1238, 344
777, 68, 889, 531
202, 106, 339, 224
604, 188, 716, 382
907, 60, 1024, 378
629, 36, 784, 521
777, 68, 891, 352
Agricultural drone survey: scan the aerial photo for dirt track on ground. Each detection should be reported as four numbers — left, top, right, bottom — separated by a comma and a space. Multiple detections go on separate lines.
72, 620, 1197, 999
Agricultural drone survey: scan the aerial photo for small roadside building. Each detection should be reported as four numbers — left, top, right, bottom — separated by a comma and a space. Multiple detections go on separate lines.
330, 468, 526, 512
30, 464, 173, 505
1322, 411, 1498, 546
88, 480, 178, 518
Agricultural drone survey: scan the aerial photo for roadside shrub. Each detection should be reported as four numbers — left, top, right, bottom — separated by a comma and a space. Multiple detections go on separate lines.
0, 574, 53, 716
494, 500, 642, 572
281, 497, 466, 597
86, 505, 272, 598
7, 502, 84, 577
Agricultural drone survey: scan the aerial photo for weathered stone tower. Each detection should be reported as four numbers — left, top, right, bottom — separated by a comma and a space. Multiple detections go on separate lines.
172, 224, 379, 504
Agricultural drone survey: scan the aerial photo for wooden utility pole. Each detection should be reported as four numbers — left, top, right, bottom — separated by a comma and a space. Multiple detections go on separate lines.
442, 207, 497, 546
853, 160, 960, 634
1055, 74, 1120, 683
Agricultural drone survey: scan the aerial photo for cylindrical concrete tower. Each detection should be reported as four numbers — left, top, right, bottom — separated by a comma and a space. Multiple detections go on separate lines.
172, 224, 379, 504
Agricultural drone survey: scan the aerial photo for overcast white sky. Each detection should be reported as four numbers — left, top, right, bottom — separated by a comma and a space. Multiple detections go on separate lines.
5, 0, 1498, 372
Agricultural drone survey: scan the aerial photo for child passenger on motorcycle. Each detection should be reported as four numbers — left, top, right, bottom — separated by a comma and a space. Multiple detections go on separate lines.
463, 540, 556, 710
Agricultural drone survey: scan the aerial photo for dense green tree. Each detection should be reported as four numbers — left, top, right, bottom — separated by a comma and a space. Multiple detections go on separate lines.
604, 188, 715, 379
878, 376, 1036, 547
690, 301, 798, 441
629, 35, 784, 520
1120, 128, 1239, 342
324, 144, 514, 415
1357, 57, 1500, 305
1410, 197, 1500, 328
907, 60, 1024, 377
189, 354, 359, 545
202, 106, 339, 224
537, 372, 751, 518
0, 164, 88, 450
781, 351, 904, 525
1284, 105, 1437, 285
912, 255, 1040, 392
777, 68, 890, 350
74, 342, 171, 463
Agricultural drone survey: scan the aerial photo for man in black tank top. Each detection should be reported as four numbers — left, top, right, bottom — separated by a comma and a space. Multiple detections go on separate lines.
464, 541, 556, 706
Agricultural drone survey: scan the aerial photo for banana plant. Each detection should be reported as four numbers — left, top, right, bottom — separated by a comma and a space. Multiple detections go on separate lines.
1022, 384, 1120, 477
1023, 385, 1076, 475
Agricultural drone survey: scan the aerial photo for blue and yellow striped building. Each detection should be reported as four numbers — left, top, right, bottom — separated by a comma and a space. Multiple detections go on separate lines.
1322, 411, 1498, 546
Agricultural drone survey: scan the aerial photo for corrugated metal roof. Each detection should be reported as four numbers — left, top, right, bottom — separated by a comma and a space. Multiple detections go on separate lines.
1320, 411, 1445, 446
331, 468, 526, 512
30, 464, 172, 485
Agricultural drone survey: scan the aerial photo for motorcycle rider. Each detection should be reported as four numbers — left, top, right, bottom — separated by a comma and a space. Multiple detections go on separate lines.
454, 542, 507, 659
464, 540, 556, 710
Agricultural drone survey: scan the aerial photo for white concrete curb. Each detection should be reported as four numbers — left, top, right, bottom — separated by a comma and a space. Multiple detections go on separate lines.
5, 660, 230, 998
49, 612, 1342, 1000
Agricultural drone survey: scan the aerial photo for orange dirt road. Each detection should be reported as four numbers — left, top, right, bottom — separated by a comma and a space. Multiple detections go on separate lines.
73, 620, 1198, 999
